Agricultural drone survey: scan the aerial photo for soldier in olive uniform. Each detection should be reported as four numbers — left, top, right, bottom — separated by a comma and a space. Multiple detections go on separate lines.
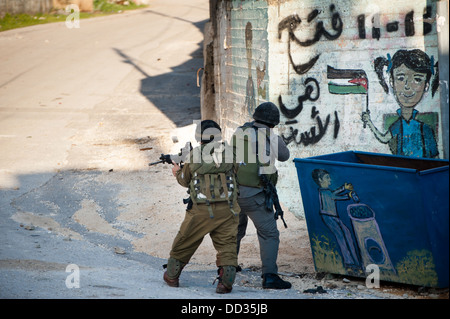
163, 120, 240, 294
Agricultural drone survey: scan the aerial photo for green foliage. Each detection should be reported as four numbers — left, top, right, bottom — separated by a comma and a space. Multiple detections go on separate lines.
310, 234, 346, 274
94, 0, 143, 13
0, 13, 59, 32
0, 1, 147, 32
395, 249, 438, 287
310, 234, 439, 287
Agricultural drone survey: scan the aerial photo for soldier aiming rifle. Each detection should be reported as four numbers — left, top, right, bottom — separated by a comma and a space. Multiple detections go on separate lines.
148, 142, 192, 167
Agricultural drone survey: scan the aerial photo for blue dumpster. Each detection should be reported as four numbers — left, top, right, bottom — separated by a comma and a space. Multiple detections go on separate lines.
294, 151, 449, 288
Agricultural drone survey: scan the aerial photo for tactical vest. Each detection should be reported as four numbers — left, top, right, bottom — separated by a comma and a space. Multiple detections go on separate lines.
188, 142, 238, 218
232, 123, 278, 188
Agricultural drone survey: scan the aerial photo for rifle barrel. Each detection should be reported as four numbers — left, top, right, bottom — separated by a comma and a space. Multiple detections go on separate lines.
148, 160, 163, 166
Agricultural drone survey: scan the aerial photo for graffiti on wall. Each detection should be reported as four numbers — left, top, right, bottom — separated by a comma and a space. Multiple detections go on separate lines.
279, 78, 340, 146
277, 4, 436, 75
275, 2, 441, 159
362, 49, 440, 158
230, 0, 269, 122
357, 5, 436, 40
277, 4, 343, 75
245, 21, 257, 116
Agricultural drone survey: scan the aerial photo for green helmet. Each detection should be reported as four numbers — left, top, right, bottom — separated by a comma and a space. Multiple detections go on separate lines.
195, 120, 222, 143
253, 102, 280, 126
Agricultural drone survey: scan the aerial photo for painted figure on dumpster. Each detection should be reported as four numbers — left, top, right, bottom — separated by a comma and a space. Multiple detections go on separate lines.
311, 169, 361, 274
311, 168, 399, 277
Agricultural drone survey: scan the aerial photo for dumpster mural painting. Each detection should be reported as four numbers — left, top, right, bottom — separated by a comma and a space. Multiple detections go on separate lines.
347, 203, 396, 275
311, 168, 397, 277
311, 169, 361, 273
294, 152, 448, 287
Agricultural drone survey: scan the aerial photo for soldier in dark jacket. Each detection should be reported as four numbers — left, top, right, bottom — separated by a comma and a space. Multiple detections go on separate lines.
233, 102, 292, 289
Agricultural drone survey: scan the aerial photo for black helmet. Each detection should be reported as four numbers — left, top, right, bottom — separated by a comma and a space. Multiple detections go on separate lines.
253, 102, 280, 126
195, 120, 222, 143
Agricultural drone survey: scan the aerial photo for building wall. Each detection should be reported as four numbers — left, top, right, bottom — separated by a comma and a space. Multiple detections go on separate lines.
0, 0, 94, 16
0, 0, 53, 16
52, 0, 93, 12
209, 0, 448, 219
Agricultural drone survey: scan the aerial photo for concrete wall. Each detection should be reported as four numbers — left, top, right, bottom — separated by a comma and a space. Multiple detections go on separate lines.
0, 0, 53, 16
0, 0, 94, 16
52, 0, 93, 12
207, 0, 449, 219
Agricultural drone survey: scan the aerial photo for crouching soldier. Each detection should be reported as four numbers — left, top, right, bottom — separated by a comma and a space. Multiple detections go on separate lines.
163, 120, 240, 294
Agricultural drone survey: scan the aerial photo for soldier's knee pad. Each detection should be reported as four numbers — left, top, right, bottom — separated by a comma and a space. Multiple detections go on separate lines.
165, 257, 186, 279
218, 265, 236, 288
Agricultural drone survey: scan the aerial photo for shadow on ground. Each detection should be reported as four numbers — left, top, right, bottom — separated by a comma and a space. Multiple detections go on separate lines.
113, 16, 207, 128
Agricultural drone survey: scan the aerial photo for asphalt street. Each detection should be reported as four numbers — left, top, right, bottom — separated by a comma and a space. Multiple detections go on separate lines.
0, 0, 226, 300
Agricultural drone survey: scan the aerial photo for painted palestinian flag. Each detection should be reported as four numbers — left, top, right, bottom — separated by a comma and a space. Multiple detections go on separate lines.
327, 66, 368, 94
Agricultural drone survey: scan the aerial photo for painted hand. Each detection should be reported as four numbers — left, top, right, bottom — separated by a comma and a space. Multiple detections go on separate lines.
344, 183, 354, 191
361, 112, 370, 123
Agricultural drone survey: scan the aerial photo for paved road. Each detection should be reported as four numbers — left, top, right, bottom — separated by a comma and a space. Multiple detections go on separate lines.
0, 0, 206, 180
0, 0, 222, 300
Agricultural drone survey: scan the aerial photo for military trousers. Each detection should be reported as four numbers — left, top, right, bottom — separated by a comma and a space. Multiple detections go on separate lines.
170, 201, 239, 267
237, 192, 280, 275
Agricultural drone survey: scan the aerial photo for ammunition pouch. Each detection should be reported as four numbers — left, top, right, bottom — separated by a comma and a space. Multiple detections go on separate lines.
189, 171, 238, 218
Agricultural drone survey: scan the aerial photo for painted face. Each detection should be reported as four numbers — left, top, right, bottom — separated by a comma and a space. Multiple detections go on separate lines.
392, 64, 428, 108
319, 174, 332, 188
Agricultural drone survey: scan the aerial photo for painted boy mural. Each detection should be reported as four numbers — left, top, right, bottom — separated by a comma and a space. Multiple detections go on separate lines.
362, 49, 440, 158
312, 169, 360, 271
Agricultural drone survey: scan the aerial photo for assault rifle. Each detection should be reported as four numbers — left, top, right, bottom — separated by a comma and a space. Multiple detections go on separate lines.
148, 154, 174, 166
149, 142, 193, 210
249, 124, 287, 229
260, 174, 288, 228
148, 142, 192, 167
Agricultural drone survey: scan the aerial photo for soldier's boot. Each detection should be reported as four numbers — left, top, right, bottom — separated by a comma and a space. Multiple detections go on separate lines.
262, 273, 292, 289
215, 266, 236, 294
163, 257, 186, 287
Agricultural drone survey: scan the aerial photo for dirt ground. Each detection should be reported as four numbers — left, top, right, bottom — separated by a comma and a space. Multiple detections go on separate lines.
10, 114, 448, 299
63, 121, 447, 299
100, 125, 316, 275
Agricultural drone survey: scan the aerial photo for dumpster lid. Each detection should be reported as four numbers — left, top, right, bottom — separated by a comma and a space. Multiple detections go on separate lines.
294, 151, 449, 173
354, 152, 448, 172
